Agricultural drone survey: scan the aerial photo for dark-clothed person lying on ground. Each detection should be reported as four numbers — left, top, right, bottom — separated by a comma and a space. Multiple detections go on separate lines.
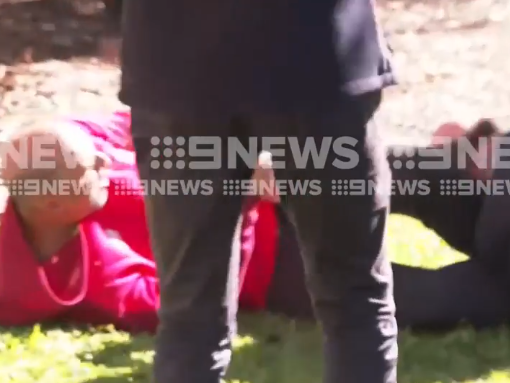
390, 119, 510, 330
241, 118, 510, 330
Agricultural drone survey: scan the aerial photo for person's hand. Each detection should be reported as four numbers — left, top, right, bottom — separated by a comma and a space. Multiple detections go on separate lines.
252, 151, 280, 203
432, 119, 501, 179
431, 122, 467, 146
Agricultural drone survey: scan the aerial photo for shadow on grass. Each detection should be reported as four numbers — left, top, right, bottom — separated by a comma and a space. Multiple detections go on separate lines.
77, 314, 322, 383
74, 314, 510, 383
0, 0, 119, 66
78, 332, 153, 383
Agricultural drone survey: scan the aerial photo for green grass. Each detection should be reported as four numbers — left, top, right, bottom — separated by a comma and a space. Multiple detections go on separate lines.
2, 215, 510, 383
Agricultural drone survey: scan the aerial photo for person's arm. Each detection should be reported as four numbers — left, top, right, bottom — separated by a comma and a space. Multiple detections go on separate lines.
389, 119, 498, 219
74, 110, 133, 151
82, 220, 159, 333
388, 144, 461, 220
104, 170, 146, 218
72, 111, 136, 170
388, 144, 481, 256
103, 253, 159, 333
78, 167, 158, 333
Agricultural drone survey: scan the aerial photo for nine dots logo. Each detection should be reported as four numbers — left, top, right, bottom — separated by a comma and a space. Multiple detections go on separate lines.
113, 179, 142, 196
150, 136, 187, 170
439, 179, 458, 195
391, 146, 416, 170
6, 179, 23, 196
392, 158, 416, 170
223, 179, 243, 196
331, 179, 350, 196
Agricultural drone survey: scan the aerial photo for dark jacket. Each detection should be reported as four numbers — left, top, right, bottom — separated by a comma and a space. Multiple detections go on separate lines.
120, 0, 396, 116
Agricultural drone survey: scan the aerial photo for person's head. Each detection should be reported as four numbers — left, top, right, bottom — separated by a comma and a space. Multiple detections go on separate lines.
431, 119, 501, 180
0, 116, 111, 227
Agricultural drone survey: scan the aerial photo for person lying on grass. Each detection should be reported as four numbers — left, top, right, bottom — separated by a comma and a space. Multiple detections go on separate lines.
390, 119, 510, 329
245, 118, 510, 330
0, 111, 161, 333
0, 111, 282, 333
2, 110, 507, 333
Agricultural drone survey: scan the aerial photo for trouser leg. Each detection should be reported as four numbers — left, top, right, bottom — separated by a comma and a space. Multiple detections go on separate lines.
393, 261, 510, 330
475, 167, 510, 276
131, 110, 251, 383
260, 91, 398, 383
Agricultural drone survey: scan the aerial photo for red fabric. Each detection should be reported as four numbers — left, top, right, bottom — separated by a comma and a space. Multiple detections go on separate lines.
238, 200, 279, 310
0, 111, 280, 332
0, 112, 158, 332
42, 237, 84, 305
0, 178, 159, 333
0, 179, 159, 331
0, 203, 89, 327
0, 192, 280, 332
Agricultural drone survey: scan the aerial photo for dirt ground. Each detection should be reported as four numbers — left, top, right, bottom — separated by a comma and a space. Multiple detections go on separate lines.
378, 0, 510, 142
0, 0, 509, 143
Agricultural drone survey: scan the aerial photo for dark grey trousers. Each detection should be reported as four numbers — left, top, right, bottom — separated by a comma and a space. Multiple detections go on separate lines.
131, 91, 398, 383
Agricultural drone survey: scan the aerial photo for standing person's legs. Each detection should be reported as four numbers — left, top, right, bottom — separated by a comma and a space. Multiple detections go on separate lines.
265, 91, 397, 383
131, 110, 252, 383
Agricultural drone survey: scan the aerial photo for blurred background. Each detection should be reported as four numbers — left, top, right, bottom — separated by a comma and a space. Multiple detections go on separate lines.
0, 0, 508, 143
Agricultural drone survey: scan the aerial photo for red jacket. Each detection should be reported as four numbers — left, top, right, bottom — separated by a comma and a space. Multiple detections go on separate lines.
0, 111, 159, 332
0, 111, 279, 332
238, 200, 279, 311
0, 183, 159, 332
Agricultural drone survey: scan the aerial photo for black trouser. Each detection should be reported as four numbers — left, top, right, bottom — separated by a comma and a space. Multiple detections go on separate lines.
393, 261, 510, 330
475, 166, 510, 277
269, 148, 510, 330
267, 222, 510, 330
390, 158, 510, 329
131, 91, 397, 383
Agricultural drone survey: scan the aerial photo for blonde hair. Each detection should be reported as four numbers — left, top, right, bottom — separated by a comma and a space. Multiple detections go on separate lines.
0, 115, 97, 203
0, 115, 97, 174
